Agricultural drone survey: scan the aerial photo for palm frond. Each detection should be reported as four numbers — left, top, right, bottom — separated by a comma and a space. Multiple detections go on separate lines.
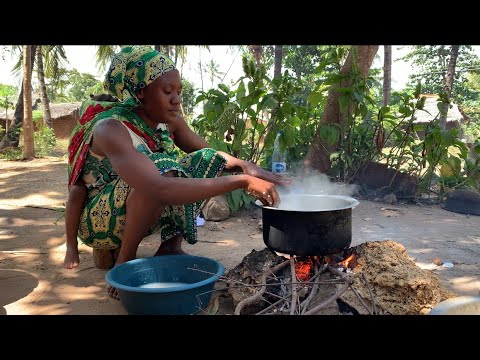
43, 45, 68, 79
10, 45, 23, 77
96, 46, 120, 73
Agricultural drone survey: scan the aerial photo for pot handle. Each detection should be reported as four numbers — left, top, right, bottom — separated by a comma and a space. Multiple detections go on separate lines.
255, 199, 276, 209
351, 199, 360, 208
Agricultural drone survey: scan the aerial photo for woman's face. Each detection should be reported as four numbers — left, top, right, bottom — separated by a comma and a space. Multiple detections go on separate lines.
136, 69, 182, 127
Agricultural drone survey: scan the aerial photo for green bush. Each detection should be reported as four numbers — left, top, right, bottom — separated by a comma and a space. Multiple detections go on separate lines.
32, 110, 43, 123
227, 188, 256, 213
463, 121, 480, 144
34, 126, 57, 157
0, 146, 22, 160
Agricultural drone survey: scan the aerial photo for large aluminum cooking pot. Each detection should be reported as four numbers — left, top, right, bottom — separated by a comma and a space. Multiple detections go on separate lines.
258, 194, 360, 256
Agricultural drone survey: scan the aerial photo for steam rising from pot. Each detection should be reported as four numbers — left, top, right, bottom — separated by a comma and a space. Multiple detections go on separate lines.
275, 169, 359, 211
278, 169, 358, 196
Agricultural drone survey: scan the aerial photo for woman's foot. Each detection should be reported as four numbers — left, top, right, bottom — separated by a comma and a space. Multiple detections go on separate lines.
154, 247, 188, 256
64, 247, 80, 269
154, 235, 188, 256
106, 284, 120, 300
93, 248, 116, 269
106, 251, 131, 300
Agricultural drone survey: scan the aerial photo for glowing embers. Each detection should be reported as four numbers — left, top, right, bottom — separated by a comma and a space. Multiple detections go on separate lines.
292, 251, 358, 283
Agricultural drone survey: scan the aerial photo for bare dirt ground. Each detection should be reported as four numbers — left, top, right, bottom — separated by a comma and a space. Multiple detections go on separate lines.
1, 157, 479, 315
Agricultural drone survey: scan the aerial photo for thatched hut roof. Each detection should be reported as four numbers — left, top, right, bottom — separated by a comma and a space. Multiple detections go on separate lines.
412, 95, 464, 125
0, 102, 81, 121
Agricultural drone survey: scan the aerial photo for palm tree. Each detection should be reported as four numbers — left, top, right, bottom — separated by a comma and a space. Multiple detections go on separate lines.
36, 46, 52, 128
177, 46, 188, 77
206, 59, 225, 87
0, 45, 68, 149
95, 45, 121, 75
177, 46, 209, 79
0, 45, 37, 150
22, 45, 34, 159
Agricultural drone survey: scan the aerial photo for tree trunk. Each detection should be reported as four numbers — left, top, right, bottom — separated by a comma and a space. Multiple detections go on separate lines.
161, 46, 171, 57
0, 45, 36, 150
274, 45, 283, 80
154, 45, 161, 52
304, 45, 379, 173
250, 45, 263, 68
439, 45, 460, 129
5, 107, 9, 133
198, 47, 204, 94
295, 68, 302, 81
382, 45, 392, 107
23, 45, 35, 159
174, 45, 179, 66
180, 56, 185, 80
36, 45, 52, 128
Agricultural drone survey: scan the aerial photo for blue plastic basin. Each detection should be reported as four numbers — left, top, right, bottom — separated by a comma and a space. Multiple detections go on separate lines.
105, 255, 224, 315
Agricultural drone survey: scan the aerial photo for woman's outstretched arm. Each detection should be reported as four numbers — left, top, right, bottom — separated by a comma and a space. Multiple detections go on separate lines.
171, 114, 290, 185
91, 119, 280, 206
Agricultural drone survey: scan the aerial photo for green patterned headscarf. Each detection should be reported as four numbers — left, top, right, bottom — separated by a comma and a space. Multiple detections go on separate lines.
103, 46, 176, 106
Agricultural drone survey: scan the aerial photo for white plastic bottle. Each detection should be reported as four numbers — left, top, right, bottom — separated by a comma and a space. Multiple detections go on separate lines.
271, 132, 287, 174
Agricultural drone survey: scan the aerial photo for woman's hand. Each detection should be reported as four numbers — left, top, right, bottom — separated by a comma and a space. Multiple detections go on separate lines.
244, 176, 280, 207
240, 160, 291, 186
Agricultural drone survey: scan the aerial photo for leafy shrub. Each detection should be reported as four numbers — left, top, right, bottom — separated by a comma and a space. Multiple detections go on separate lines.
34, 126, 56, 157
227, 188, 256, 213
0, 146, 22, 160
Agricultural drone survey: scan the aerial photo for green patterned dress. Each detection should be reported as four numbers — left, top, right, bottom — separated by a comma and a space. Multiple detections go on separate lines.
69, 101, 226, 250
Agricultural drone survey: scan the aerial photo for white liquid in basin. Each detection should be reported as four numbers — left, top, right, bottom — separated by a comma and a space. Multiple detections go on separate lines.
139, 282, 189, 289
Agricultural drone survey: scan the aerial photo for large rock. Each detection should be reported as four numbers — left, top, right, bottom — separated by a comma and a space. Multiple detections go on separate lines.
445, 189, 480, 216
354, 161, 419, 198
202, 194, 230, 221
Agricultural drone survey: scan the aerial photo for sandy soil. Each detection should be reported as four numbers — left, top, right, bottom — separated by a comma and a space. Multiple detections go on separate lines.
0, 157, 479, 315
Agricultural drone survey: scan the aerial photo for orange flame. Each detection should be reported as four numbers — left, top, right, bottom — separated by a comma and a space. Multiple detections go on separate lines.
338, 254, 356, 269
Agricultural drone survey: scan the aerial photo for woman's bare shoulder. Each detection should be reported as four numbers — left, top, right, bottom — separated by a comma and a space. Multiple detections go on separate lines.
94, 118, 125, 134
91, 118, 132, 155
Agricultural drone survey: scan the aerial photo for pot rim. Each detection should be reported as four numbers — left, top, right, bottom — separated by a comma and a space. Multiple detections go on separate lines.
256, 194, 360, 212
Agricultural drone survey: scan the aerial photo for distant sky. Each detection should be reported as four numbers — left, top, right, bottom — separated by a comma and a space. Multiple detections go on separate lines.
1, 45, 479, 91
